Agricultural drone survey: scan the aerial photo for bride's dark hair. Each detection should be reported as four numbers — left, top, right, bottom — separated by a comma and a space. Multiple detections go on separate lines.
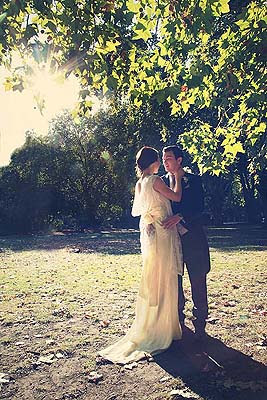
135, 146, 159, 177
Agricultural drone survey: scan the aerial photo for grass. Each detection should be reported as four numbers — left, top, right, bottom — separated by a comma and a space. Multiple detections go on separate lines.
0, 225, 267, 400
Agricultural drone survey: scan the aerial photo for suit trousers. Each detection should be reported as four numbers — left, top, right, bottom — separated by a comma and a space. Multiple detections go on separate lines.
178, 224, 210, 332
178, 273, 208, 332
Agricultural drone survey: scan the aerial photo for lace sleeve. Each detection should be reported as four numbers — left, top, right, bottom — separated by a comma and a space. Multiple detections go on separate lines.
131, 176, 159, 217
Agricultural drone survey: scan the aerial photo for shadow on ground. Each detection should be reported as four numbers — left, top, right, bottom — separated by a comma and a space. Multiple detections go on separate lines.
0, 229, 141, 255
0, 224, 267, 255
154, 327, 267, 400
208, 224, 267, 251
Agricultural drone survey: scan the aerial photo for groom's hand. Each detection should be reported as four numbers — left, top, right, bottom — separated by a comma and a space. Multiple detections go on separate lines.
162, 214, 182, 229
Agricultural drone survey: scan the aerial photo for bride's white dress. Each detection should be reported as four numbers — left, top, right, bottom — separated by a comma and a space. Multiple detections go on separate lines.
99, 175, 183, 364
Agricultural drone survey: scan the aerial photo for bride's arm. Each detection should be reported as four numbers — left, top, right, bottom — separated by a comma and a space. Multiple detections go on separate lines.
131, 181, 142, 216
153, 175, 182, 202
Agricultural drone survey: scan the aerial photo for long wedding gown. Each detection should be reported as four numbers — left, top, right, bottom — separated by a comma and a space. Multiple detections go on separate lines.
99, 175, 183, 364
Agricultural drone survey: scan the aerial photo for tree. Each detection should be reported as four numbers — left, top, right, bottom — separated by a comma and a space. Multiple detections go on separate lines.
48, 101, 172, 225
0, 133, 74, 232
1, 0, 266, 173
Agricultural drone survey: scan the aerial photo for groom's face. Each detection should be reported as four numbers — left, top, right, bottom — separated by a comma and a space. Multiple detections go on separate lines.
162, 151, 182, 173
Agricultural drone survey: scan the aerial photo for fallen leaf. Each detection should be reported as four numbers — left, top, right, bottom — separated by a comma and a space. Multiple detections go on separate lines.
124, 362, 138, 370
100, 320, 110, 328
55, 352, 64, 359
223, 301, 236, 307
69, 248, 80, 253
257, 335, 267, 346
106, 394, 116, 400
239, 314, 249, 320
206, 317, 219, 324
88, 371, 103, 383
170, 389, 181, 396
169, 389, 198, 398
232, 284, 240, 289
38, 354, 56, 364
45, 339, 55, 345
0, 373, 9, 384
160, 376, 171, 383
15, 341, 25, 346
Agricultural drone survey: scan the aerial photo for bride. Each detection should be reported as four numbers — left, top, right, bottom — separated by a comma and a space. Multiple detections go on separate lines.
99, 146, 184, 364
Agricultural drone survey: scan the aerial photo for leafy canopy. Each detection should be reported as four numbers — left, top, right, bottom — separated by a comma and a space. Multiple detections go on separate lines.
0, 0, 266, 172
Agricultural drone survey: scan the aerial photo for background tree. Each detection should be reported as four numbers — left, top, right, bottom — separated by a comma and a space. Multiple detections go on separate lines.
0, 133, 74, 233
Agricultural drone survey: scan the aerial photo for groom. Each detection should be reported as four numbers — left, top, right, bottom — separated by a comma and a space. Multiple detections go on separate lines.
162, 145, 211, 340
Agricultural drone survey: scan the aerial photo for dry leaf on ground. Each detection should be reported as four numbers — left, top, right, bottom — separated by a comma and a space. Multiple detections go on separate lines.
38, 354, 57, 364
0, 373, 10, 384
88, 371, 103, 383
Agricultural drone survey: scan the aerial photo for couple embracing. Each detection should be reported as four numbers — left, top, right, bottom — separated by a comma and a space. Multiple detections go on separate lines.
99, 145, 211, 364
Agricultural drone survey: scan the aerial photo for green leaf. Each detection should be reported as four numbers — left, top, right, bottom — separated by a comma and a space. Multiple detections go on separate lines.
132, 25, 152, 41
257, 122, 266, 133
101, 150, 110, 161
211, 0, 230, 16
24, 25, 38, 40
158, 43, 168, 57
221, 0, 230, 13
106, 76, 118, 90
126, 0, 141, 13
46, 21, 57, 33
188, 75, 202, 88
157, 56, 166, 67
167, 86, 180, 100
224, 141, 244, 156
199, 0, 208, 12
0, 12, 7, 25
181, 101, 190, 114
105, 40, 120, 52
170, 101, 180, 115
155, 89, 168, 105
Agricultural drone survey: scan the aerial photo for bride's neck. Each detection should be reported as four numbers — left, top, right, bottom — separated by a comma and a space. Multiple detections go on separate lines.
141, 168, 155, 178
140, 161, 159, 178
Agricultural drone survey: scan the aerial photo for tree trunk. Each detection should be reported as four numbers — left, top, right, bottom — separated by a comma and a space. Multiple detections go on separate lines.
258, 171, 267, 225
236, 155, 259, 224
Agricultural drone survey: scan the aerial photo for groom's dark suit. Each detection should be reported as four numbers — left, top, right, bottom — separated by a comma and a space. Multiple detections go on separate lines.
162, 172, 210, 333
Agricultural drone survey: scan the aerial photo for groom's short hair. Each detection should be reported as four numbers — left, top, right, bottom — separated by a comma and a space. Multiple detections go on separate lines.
163, 145, 183, 160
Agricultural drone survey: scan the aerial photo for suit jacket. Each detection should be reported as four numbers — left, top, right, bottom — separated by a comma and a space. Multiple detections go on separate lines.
162, 172, 210, 274
162, 172, 204, 227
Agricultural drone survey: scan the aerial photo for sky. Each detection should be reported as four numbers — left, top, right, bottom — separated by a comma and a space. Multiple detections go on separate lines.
0, 66, 80, 166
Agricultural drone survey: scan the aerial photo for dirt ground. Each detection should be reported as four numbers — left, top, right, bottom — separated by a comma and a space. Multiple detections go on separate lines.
0, 226, 267, 400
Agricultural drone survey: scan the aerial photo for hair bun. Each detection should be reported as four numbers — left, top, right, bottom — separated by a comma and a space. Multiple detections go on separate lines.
136, 146, 159, 173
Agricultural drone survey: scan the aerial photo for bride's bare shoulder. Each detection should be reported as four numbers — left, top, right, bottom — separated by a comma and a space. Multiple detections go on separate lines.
152, 176, 164, 188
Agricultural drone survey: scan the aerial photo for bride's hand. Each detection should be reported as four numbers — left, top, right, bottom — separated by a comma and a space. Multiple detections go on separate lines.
173, 168, 184, 180
161, 214, 182, 229
145, 224, 155, 237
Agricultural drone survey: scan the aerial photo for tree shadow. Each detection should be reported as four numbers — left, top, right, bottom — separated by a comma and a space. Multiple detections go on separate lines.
0, 230, 141, 255
154, 327, 267, 400
207, 225, 267, 251
0, 224, 267, 254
